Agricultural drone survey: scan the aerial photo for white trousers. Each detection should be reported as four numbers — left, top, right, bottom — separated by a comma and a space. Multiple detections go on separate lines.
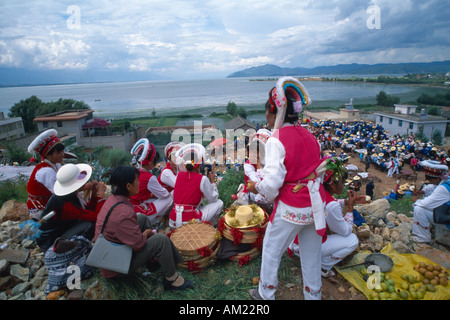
412, 205, 434, 243
258, 208, 322, 300
198, 199, 223, 226
288, 233, 359, 272
140, 197, 173, 225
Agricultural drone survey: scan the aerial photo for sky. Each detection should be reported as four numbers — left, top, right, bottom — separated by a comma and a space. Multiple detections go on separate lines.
0, 0, 449, 80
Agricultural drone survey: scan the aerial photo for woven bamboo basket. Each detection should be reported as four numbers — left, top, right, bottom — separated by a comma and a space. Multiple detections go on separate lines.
222, 212, 269, 244
169, 221, 221, 271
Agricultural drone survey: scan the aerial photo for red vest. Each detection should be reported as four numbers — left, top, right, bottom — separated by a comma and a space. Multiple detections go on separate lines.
130, 169, 154, 205
243, 159, 257, 194
169, 171, 204, 222
26, 162, 55, 210
157, 162, 175, 193
273, 125, 326, 208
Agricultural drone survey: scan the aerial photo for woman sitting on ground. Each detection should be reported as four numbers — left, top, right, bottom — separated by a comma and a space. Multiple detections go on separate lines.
168, 143, 223, 229
95, 165, 193, 290
37, 163, 107, 252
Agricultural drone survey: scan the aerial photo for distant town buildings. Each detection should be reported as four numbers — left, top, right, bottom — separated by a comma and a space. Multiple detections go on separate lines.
374, 104, 449, 140
0, 112, 25, 142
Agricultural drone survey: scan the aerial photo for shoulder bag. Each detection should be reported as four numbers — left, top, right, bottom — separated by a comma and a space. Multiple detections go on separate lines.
433, 181, 450, 225
86, 201, 132, 274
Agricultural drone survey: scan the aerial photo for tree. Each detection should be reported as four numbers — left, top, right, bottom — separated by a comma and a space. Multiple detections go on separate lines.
415, 126, 429, 143
431, 129, 443, 146
376, 91, 400, 108
8, 95, 42, 133
8, 96, 91, 133
226, 101, 237, 116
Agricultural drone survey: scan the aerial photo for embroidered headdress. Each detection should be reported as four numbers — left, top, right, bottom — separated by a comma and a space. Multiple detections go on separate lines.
131, 138, 157, 166
27, 129, 63, 160
176, 143, 206, 170
268, 77, 312, 130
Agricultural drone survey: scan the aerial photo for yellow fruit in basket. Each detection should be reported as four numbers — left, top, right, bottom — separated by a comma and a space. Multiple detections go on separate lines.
399, 290, 409, 300
401, 281, 409, 290
439, 278, 448, 286
390, 292, 400, 300
360, 268, 367, 276
425, 271, 435, 280
426, 265, 434, 272
423, 279, 430, 285
407, 275, 416, 284
434, 264, 442, 272
418, 267, 427, 275
410, 291, 418, 299
381, 283, 388, 291
417, 291, 425, 299
427, 284, 437, 292
418, 262, 426, 268
401, 273, 408, 280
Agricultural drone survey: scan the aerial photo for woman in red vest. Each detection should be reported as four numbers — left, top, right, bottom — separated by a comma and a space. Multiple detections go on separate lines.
242, 129, 271, 205
247, 77, 327, 300
157, 141, 185, 193
37, 163, 106, 251
168, 143, 223, 228
26, 129, 65, 219
130, 139, 173, 227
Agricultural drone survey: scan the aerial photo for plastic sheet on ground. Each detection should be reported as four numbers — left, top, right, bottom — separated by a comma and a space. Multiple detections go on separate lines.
335, 243, 450, 300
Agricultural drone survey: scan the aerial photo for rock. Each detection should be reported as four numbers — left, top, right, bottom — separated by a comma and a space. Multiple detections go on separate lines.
0, 200, 28, 223
46, 289, 67, 300
386, 212, 397, 222
434, 224, 450, 247
10, 264, 29, 282
392, 241, 413, 253
356, 225, 371, 239
0, 259, 8, 273
67, 289, 84, 300
397, 214, 411, 223
355, 199, 390, 220
381, 227, 390, 241
11, 281, 31, 296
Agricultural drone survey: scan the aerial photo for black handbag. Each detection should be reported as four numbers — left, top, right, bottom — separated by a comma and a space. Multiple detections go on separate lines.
433, 203, 450, 225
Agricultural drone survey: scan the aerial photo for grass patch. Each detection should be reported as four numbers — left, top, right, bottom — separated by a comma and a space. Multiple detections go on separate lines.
104, 254, 300, 300
388, 197, 414, 217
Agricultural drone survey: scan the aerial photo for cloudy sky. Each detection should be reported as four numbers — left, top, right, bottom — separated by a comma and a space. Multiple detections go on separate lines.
0, 0, 449, 80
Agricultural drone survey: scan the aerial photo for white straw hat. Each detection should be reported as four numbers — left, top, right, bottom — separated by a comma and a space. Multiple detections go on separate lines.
54, 163, 92, 196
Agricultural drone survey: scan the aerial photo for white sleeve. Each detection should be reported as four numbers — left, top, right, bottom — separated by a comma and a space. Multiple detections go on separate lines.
255, 138, 286, 202
147, 176, 170, 199
326, 201, 354, 236
414, 185, 450, 209
244, 163, 261, 183
200, 176, 219, 203
34, 167, 57, 194
160, 169, 176, 188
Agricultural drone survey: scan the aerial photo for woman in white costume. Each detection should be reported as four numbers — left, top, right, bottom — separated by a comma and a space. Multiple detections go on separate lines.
168, 143, 223, 228
157, 141, 185, 193
247, 77, 327, 300
288, 157, 361, 277
129, 139, 173, 226
412, 160, 450, 243
241, 129, 272, 205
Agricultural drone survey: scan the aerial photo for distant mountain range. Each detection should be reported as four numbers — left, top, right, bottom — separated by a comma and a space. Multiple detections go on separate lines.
0, 67, 162, 87
227, 60, 450, 78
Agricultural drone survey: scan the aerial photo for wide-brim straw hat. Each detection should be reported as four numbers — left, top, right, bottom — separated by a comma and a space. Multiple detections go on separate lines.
224, 205, 265, 228
54, 163, 92, 196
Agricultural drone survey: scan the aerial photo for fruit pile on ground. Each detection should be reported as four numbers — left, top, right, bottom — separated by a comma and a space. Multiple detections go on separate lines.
362, 262, 448, 300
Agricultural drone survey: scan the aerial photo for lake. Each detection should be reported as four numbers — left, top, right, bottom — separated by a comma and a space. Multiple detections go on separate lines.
0, 77, 447, 120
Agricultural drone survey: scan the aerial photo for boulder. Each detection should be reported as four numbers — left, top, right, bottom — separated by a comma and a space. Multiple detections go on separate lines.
0, 200, 28, 223
355, 199, 390, 220
434, 224, 450, 247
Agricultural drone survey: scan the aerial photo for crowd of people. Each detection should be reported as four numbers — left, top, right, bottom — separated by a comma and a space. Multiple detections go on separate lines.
24, 77, 449, 300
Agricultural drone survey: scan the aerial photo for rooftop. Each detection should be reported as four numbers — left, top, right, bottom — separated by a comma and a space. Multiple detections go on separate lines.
33, 109, 94, 122
374, 111, 449, 123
